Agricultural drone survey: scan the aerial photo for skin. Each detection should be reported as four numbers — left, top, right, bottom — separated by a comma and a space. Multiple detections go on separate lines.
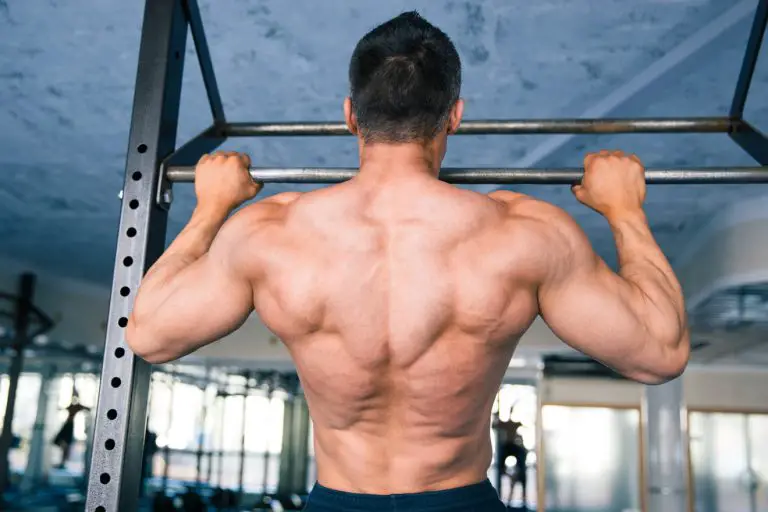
127, 99, 690, 494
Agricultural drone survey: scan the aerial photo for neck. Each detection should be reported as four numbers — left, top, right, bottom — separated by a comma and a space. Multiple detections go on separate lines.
357, 142, 441, 181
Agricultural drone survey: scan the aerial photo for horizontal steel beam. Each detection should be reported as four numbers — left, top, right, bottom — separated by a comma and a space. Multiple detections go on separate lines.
166, 166, 768, 185
221, 117, 733, 137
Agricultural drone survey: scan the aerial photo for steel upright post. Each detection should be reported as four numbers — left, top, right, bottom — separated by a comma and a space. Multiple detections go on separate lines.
85, 0, 189, 509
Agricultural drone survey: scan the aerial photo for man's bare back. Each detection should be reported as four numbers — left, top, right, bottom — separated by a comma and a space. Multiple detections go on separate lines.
249, 176, 544, 492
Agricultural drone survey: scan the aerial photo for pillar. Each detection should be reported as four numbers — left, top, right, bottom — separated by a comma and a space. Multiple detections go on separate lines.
20, 365, 56, 492
278, 394, 310, 495
642, 378, 689, 512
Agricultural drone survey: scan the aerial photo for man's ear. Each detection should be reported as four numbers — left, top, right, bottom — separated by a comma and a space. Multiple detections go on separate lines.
447, 99, 464, 135
344, 97, 358, 135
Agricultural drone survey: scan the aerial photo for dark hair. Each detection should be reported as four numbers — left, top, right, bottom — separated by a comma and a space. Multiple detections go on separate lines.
349, 11, 461, 143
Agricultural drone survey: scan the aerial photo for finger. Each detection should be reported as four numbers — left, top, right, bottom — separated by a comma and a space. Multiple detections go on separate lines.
611, 150, 624, 158
584, 153, 596, 168
197, 154, 210, 165
240, 153, 252, 169
598, 149, 610, 157
628, 153, 642, 165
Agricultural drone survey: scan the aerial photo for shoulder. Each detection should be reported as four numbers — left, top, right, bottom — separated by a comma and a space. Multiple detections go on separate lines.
488, 191, 595, 274
213, 192, 303, 252
225, 192, 303, 229
489, 191, 583, 242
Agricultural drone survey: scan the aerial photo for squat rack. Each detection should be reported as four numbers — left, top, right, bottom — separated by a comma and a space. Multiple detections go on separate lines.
85, 0, 768, 510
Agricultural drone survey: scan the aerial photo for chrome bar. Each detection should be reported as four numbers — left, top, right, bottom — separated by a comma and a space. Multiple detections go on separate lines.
222, 117, 733, 137
166, 166, 768, 185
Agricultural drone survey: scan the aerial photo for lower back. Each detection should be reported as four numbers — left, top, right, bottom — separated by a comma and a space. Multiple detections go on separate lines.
289, 327, 522, 493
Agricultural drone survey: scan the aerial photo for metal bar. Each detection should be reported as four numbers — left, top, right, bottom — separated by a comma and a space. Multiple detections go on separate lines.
181, 0, 225, 123
162, 376, 174, 493
730, 0, 768, 117
237, 373, 249, 501
216, 392, 225, 488
86, 0, 188, 509
20, 363, 55, 493
643, 379, 689, 512
0, 273, 35, 502
195, 368, 211, 488
158, 125, 226, 208
262, 384, 274, 494
167, 165, 768, 185
730, 120, 768, 165
222, 117, 732, 137
277, 396, 295, 495
164, 125, 225, 167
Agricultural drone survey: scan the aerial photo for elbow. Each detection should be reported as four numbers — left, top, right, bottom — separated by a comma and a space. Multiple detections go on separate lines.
630, 330, 691, 385
125, 316, 177, 365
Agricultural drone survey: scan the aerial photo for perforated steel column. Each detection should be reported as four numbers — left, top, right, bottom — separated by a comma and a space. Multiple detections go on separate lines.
85, 0, 188, 509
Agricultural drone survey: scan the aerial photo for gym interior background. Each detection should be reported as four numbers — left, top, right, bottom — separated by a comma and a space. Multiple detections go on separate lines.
0, 0, 767, 511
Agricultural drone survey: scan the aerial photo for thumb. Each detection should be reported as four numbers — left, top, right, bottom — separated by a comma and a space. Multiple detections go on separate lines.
571, 185, 587, 202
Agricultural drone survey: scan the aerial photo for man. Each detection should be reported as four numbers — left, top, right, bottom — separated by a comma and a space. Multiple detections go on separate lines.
493, 406, 528, 507
127, 12, 689, 512
52, 399, 90, 469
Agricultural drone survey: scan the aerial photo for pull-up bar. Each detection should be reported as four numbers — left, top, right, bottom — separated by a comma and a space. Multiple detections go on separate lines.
220, 116, 733, 136
165, 115, 766, 185
165, 166, 768, 185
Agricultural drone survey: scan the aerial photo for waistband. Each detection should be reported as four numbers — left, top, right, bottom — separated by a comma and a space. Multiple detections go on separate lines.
306, 479, 501, 511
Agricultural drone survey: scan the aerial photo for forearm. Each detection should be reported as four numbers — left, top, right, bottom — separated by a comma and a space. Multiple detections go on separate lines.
608, 210, 688, 355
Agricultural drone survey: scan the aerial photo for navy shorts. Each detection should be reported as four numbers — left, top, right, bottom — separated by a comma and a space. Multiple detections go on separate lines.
304, 479, 505, 512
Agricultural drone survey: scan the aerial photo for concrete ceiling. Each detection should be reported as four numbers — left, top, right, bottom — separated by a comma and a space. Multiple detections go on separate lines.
1, 0, 768, 371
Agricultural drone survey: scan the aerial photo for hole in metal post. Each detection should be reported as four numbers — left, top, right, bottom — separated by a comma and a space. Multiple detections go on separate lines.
100, 473, 111, 484
118, 317, 128, 328
129, 199, 139, 210
107, 409, 117, 420
115, 347, 125, 358
132, 171, 142, 181
126, 227, 137, 238
120, 287, 130, 297
105, 439, 115, 450
123, 256, 134, 267
111, 377, 121, 388
95, 507, 106, 512
137, 144, 147, 153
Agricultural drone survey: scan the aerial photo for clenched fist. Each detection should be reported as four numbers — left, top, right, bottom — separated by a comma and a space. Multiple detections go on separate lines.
194, 151, 262, 212
572, 150, 646, 219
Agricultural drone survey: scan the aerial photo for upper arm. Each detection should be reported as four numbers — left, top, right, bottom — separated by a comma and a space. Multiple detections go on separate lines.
132, 198, 293, 363
144, 213, 259, 361
531, 205, 672, 382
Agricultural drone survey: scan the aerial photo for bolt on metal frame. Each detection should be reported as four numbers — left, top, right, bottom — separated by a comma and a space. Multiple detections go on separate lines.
86, 0, 768, 509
